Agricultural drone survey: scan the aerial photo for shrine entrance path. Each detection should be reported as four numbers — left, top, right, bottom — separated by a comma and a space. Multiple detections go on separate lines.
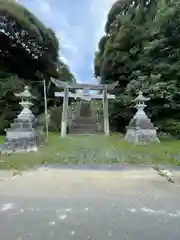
0, 134, 180, 170
0, 166, 180, 240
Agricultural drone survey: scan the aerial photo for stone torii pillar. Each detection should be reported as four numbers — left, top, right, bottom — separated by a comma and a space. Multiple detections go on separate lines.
103, 85, 109, 136
61, 85, 69, 137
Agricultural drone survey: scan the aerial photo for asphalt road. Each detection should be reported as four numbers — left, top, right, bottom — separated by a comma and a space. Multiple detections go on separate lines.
0, 166, 180, 240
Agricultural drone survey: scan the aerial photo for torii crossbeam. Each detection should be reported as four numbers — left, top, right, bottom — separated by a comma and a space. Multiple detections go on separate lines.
51, 78, 118, 137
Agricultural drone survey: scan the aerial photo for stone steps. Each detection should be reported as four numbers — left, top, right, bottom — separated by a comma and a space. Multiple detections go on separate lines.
69, 116, 102, 134
70, 123, 97, 134
71, 119, 97, 125
70, 126, 97, 134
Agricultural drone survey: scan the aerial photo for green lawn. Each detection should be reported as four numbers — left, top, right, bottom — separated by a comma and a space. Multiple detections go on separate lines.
0, 133, 180, 170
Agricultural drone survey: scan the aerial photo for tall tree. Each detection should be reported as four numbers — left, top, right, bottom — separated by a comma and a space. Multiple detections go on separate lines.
0, 0, 59, 79
94, 0, 180, 136
0, 0, 75, 133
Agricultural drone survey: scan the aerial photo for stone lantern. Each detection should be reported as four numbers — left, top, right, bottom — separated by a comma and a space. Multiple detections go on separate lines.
125, 91, 159, 144
15, 85, 36, 120
1, 86, 44, 154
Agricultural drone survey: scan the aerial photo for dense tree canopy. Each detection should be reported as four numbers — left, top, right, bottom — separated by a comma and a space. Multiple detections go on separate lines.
94, 0, 180, 136
0, 0, 75, 133
0, 0, 59, 79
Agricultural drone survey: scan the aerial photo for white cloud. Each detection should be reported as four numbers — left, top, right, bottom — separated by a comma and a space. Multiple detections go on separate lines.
63, 42, 78, 53
37, 0, 50, 13
90, 0, 116, 50
59, 54, 69, 65
57, 30, 78, 53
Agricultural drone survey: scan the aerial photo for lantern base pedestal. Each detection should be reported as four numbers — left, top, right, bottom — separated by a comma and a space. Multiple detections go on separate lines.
1, 118, 44, 155
125, 128, 159, 145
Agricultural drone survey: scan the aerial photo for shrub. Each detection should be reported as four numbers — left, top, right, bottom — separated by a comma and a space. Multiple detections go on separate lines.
157, 119, 180, 138
38, 106, 62, 132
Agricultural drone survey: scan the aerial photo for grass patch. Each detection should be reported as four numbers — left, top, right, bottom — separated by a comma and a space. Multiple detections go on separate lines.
0, 133, 180, 170
0, 135, 5, 144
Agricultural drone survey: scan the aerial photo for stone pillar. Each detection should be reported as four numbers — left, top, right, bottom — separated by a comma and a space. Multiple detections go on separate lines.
103, 85, 109, 136
61, 86, 69, 137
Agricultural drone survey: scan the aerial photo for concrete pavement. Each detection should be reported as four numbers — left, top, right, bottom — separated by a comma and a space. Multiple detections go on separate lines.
0, 166, 180, 240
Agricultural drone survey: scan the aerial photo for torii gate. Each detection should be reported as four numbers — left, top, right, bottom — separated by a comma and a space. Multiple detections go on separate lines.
51, 78, 118, 137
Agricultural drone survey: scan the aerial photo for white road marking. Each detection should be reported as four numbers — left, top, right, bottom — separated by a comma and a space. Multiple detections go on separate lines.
70, 231, 76, 236
58, 214, 67, 220
49, 221, 56, 226
141, 208, 156, 213
128, 208, 137, 213
168, 213, 180, 217
139, 207, 180, 217
1, 203, 15, 212
66, 208, 72, 212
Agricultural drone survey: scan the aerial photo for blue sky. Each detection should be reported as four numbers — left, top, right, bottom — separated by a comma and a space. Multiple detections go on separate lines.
17, 0, 115, 84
